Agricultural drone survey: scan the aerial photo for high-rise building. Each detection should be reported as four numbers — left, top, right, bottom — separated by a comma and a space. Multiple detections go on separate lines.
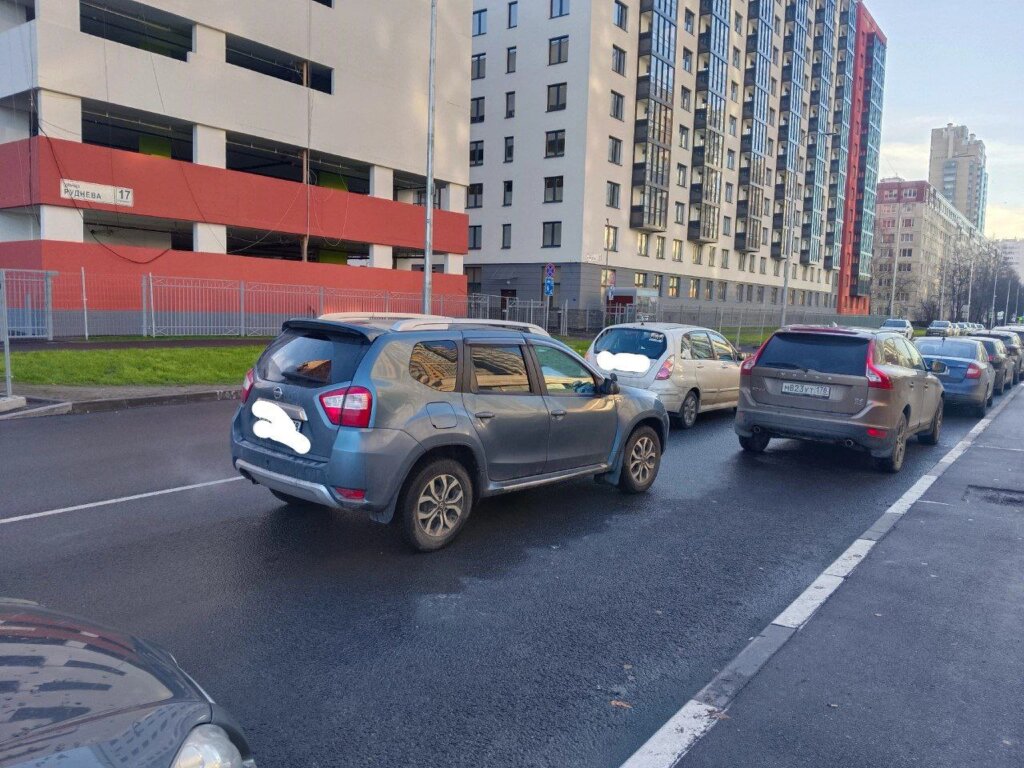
928, 123, 989, 233
835, 0, 885, 315
871, 177, 981, 321
996, 238, 1024, 280
0, 0, 470, 290
466, 0, 885, 315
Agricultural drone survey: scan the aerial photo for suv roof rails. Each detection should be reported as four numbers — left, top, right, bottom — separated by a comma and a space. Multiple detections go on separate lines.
318, 312, 550, 337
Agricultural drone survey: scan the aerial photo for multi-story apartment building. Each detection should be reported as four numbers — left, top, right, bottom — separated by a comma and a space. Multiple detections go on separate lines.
929, 123, 988, 234
997, 238, 1024, 281
466, 0, 884, 315
871, 177, 982, 321
0, 0, 470, 291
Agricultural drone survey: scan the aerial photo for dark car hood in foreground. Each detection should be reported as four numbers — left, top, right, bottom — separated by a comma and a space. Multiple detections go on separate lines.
0, 600, 211, 767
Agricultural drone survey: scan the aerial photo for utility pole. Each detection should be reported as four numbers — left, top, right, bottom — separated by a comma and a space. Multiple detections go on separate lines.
990, 247, 999, 328
780, 166, 793, 326
421, 0, 438, 314
889, 201, 903, 317
965, 237, 976, 323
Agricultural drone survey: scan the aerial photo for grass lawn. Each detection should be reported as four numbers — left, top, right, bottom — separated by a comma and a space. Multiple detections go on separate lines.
0, 345, 266, 386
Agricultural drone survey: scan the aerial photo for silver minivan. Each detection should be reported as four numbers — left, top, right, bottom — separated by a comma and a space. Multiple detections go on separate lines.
585, 323, 743, 428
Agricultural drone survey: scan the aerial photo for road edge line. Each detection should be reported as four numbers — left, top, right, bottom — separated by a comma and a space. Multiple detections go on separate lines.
618, 386, 1020, 768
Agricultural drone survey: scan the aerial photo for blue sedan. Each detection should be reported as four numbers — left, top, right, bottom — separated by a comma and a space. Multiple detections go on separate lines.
914, 337, 994, 417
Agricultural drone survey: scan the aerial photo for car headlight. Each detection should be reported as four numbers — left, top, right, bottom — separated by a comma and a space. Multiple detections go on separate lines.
172, 725, 248, 768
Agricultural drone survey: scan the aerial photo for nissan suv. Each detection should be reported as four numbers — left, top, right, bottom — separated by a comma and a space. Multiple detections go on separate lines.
735, 326, 945, 473
231, 314, 669, 551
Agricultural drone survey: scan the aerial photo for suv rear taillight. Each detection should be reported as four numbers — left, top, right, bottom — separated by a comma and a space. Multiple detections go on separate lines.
865, 340, 893, 390
654, 356, 674, 380
965, 363, 982, 379
740, 339, 769, 376
241, 368, 255, 403
320, 386, 373, 428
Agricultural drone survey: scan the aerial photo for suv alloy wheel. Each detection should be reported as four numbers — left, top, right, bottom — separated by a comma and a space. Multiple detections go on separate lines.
873, 414, 908, 473
399, 459, 474, 552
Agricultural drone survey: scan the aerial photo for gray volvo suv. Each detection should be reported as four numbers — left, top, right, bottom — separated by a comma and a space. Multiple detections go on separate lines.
231, 314, 669, 550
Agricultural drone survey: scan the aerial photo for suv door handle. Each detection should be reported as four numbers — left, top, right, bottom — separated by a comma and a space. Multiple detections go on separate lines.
475, 411, 496, 420
550, 409, 567, 419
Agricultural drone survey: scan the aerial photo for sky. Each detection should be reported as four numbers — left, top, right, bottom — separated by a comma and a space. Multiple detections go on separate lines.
865, 0, 1024, 240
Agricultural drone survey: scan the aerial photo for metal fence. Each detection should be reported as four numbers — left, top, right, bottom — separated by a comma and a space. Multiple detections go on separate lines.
1, 268, 886, 350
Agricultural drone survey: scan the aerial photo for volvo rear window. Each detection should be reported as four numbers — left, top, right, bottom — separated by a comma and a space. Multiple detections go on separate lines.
258, 329, 369, 387
915, 340, 979, 358
758, 333, 869, 376
882, 319, 907, 327
594, 328, 668, 360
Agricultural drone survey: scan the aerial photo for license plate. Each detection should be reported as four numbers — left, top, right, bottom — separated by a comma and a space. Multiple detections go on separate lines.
781, 382, 831, 399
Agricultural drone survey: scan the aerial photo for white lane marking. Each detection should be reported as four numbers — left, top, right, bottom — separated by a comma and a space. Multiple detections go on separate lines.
823, 538, 876, 579
973, 445, 1024, 452
771, 574, 844, 629
0, 477, 244, 526
619, 388, 1020, 768
619, 700, 721, 768
917, 500, 951, 506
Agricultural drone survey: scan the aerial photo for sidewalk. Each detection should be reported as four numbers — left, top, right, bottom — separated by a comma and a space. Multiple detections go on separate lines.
681, 389, 1024, 767
0, 384, 237, 418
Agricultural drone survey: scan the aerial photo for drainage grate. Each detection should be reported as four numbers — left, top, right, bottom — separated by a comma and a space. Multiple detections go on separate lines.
964, 486, 1024, 507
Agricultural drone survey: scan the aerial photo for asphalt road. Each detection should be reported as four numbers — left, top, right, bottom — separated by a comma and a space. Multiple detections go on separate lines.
0, 399, 983, 767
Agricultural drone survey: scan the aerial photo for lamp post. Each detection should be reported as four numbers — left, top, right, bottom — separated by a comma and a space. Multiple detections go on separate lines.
990, 246, 999, 328
421, 0, 438, 314
965, 237, 976, 322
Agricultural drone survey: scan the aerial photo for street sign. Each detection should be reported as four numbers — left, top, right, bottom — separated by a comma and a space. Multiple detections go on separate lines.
543, 277, 555, 297
545, 262, 556, 278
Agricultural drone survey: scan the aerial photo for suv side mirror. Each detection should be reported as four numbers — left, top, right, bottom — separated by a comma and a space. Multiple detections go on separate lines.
930, 360, 948, 375
598, 373, 620, 396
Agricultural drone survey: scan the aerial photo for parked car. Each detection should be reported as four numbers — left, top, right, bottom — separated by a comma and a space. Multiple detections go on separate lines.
972, 330, 1022, 385
880, 318, 915, 340
231, 314, 669, 551
585, 323, 743, 429
966, 336, 1013, 394
735, 326, 945, 473
926, 320, 955, 337
914, 337, 994, 417
0, 599, 254, 767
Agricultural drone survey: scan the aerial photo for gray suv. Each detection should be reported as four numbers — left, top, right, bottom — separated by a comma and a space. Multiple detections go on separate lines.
231, 314, 669, 550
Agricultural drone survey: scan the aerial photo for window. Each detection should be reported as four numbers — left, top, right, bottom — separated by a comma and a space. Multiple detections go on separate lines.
544, 175, 564, 202
501, 223, 512, 249
678, 125, 689, 148
547, 82, 567, 111
608, 136, 622, 164
718, 282, 727, 301
723, 216, 732, 236
606, 181, 620, 208
655, 236, 665, 260
409, 341, 459, 392
692, 244, 702, 265
471, 345, 531, 393
611, 91, 625, 119
708, 247, 716, 267
672, 239, 683, 262
468, 224, 481, 250
668, 276, 680, 297
736, 284, 744, 302
676, 163, 687, 186
725, 182, 733, 202
705, 281, 714, 301
738, 253, 747, 272
675, 202, 685, 224
634, 272, 647, 287
732, 46, 740, 68
542, 221, 562, 247
730, 81, 738, 102
506, 46, 517, 72
600, 268, 616, 289
711, 331, 738, 362
721, 249, 730, 269
226, 35, 332, 93
760, 257, 767, 274
550, 0, 570, 18
604, 224, 618, 251
503, 180, 513, 206
637, 232, 649, 257
683, 10, 695, 33
471, 53, 486, 80
613, 1, 628, 30
470, 140, 484, 166
728, 115, 737, 136
612, 45, 626, 75
470, 96, 485, 123
549, 35, 569, 65
535, 346, 595, 395
688, 278, 700, 300
472, 8, 487, 36
727, 149, 736, 169
508, 1, 518, 28
545, 129, 566, 157
504, 136, 515, 162
749, 256, 756, 274
652, 274, 662, 293
682, 48, 693, 72
467, 183, 482, 209
771, 286, 779, 304
680, 86, 691, 111
504, 91, 516, 118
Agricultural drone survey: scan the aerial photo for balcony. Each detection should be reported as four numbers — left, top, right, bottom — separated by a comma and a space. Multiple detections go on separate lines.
692, 145, 707, 167
782, 63, 793, 82
694, 107, 708, 130
744, 66, 758, 87
741, 134, 754, 153
696, 69, 711, 92
780, 94, 792, 112
773, 211, 786, 230
690, 184, 706, 204
698, 31, 711, 51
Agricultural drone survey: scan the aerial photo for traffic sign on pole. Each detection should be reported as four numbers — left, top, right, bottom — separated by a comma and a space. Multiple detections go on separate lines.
543, 277, 555, 297
545, 263, 556, 278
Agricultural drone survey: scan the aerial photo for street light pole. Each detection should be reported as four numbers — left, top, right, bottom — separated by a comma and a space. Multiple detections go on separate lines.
965, 238, 975, 322
421, 0, 437, 314
889, 202, 903, 317
990, 248, 999, 328
780, 167, 793, 326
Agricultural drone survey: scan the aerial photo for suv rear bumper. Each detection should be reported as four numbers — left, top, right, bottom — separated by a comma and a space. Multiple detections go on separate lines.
735, 404, 894, 456
235, 459, 340, 507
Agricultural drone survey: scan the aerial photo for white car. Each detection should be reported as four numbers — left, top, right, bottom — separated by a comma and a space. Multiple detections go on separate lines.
585, 323, 743, 428
880, 318, 915, 339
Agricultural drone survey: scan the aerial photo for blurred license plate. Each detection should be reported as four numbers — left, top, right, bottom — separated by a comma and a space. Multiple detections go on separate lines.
781, 382, 831, 398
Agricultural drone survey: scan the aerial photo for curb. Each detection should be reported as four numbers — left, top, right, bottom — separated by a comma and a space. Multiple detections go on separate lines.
0, 389, 239, 418
620, 385, 1021, 768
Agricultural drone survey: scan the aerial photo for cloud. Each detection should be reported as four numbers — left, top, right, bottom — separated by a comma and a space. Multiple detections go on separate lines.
986, 204, 1024, 240
878, 142, 929, 180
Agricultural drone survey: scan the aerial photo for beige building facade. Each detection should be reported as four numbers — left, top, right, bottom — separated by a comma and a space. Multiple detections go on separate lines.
928, 123, 988, 234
